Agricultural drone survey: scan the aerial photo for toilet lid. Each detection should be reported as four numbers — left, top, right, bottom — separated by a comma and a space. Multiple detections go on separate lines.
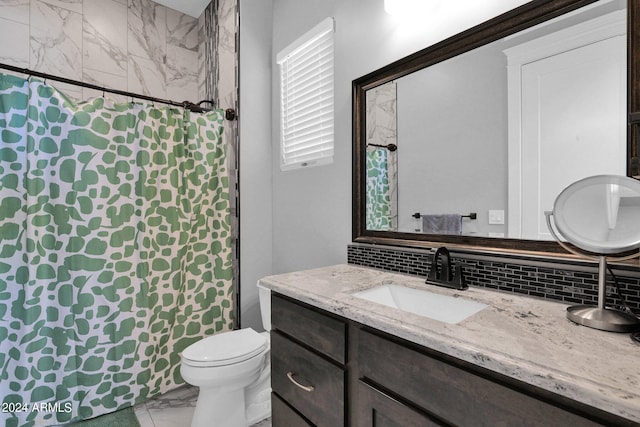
181, 328, 268, 367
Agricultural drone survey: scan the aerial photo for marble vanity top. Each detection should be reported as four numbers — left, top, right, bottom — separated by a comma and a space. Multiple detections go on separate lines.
259, 264, 640, 423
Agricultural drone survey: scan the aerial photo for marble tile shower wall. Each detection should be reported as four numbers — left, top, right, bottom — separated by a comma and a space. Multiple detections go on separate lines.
347, 244, 640, 312
214, 0, 237, 112
0, 0, 204, 103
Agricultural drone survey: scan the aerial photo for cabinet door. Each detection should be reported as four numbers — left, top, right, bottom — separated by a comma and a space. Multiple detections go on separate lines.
355, 381, 446, 427
272, 393, 312, 427
271, 331, 344, 427
272, 294, 346, 363
358, 329, 608, 427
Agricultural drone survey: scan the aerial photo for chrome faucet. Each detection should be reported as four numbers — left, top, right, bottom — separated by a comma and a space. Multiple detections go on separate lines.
426, 247, 467, 290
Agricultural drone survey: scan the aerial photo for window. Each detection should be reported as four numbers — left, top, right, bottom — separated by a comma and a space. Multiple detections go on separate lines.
277, 17, 334, 171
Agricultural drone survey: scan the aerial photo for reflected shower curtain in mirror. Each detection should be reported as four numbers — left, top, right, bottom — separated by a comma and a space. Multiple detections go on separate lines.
0, 73, 233, 427
366, 147, 393, 230
365, 81, 397, 230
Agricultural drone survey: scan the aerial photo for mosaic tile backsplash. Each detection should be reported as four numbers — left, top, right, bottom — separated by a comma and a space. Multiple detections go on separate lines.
347, 244, 640, 313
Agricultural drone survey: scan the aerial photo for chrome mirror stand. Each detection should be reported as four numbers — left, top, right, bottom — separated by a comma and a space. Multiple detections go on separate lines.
564, 255, 640, 332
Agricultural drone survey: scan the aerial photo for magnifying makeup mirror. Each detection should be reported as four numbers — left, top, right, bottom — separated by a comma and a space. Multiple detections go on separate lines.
546, 175, 640, 332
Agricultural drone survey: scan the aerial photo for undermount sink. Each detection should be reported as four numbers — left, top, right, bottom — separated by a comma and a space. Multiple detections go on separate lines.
352, 284, 487, 324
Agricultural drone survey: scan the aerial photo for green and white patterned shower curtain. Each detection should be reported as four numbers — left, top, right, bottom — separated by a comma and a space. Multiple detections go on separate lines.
0, 73, 233, 427
366, 147, 393, 230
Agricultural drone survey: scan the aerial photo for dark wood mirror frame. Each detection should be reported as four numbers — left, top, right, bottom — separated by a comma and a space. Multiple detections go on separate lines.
353, 0, 640, 256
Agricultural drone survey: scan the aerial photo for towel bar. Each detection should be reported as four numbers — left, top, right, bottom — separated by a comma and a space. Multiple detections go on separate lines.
412, 212, 477, 220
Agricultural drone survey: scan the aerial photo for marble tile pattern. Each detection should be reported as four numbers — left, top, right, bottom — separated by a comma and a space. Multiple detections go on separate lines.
0, 0, 207, 104
134, 385, 271, 427
215, 0, 236, 110
197, 11, 206, 101
259, 264, 640, 423
127, 0, 167, 94
201, 0, 217, 103
0, 13, 29, 67
167, 7, 198, 50
30, 0, 83, 80
0, 0, 29, 24
83, 0, 128, 77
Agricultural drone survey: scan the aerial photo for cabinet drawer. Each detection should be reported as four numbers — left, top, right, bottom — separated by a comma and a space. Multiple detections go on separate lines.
358, 329, 604, 427
355, 380, 444, 427
272, 331, 345, 427
272, 294, 346, 363
272, 393, 312, 427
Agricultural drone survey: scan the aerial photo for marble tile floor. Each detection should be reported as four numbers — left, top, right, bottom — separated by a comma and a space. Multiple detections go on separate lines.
134, 385, 271, 427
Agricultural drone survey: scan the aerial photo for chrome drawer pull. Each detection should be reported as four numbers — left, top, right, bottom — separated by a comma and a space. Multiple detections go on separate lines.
286, 371, 315, 392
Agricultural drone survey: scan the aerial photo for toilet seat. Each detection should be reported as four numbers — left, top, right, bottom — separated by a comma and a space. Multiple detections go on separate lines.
182, 328, 268, 367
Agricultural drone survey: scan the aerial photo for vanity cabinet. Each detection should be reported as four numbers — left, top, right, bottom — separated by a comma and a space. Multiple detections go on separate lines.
270, 294, 346, 426
270, 294, 633, 427
356, 329, 615, 427
355, 380, 443, 426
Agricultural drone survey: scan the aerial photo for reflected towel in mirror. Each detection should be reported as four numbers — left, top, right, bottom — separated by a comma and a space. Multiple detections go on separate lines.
422, 214, 462, 235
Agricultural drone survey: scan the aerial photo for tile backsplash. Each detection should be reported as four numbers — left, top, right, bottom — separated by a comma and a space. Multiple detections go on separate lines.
347, 243, 640, 313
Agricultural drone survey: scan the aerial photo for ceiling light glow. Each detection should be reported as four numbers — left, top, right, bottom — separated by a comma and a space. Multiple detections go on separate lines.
384, 0, 435, 16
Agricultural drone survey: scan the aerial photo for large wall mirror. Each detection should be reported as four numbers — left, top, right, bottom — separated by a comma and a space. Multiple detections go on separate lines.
353, 0, 640, 254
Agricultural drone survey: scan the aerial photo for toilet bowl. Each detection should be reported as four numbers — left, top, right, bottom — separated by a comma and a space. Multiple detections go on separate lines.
180, 284, 272, 427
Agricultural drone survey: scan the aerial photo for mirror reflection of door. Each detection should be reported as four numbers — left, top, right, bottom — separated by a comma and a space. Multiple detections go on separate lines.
506, 10, 627, 240
366, 81, 398, 231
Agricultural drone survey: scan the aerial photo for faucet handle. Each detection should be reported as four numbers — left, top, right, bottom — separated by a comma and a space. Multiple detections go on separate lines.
452, 264, 468, 290
426, 254, 438, 281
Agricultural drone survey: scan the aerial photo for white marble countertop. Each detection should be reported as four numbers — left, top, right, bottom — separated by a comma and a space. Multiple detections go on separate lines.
259, 264, 640, 423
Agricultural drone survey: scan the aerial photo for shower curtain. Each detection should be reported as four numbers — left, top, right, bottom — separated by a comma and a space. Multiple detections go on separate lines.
365, 81, 397, 231
366, 147, 394, 230
0, 73, 234, 427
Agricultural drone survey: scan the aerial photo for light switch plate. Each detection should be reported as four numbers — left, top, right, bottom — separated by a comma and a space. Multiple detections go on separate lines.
488, 210, 505, 225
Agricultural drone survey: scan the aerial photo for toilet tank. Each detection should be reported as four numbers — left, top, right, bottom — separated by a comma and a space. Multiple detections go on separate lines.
257, 282, 271, 331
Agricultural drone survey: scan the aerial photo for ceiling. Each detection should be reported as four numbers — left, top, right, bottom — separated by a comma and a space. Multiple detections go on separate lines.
152, 0, 211, 18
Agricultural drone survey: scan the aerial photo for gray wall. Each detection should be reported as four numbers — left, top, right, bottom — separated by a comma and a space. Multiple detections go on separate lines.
267, 0, 529, 274
270, 0, 348, 275
396, 46, 508, 237
239, 0, 273, 330
238, 0, 531, 326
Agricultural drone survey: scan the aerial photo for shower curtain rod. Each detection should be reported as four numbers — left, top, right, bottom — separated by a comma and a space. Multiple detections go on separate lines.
0, 62, 237, 119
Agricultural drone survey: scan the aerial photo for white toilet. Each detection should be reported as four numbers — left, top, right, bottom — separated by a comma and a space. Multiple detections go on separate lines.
180, 284, 272, 427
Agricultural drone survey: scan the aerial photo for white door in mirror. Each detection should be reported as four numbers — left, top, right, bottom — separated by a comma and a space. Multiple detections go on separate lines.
506, 11, 627, 240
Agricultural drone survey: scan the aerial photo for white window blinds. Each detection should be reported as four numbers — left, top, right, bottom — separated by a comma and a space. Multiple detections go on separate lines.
277, 17, 334, 171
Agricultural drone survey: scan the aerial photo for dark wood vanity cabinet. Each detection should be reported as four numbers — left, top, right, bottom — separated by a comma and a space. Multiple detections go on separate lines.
270, 294, 346, 426
355, 380, 444, 427
355, 329, 625, 427
270, 294, 634, 427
